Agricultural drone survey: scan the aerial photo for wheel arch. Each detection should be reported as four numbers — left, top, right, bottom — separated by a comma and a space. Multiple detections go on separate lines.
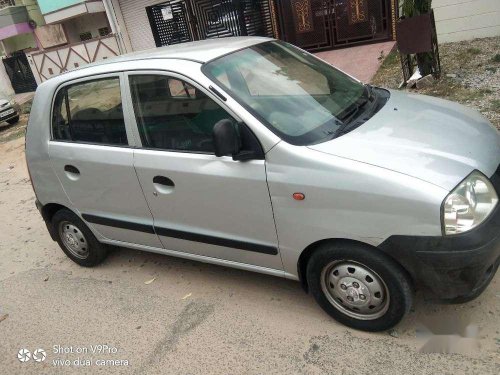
297, 238, 414, 293
40, 203, 75, 240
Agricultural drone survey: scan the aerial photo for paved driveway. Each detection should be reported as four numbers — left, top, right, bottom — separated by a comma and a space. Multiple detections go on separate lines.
0, 137, 498, 374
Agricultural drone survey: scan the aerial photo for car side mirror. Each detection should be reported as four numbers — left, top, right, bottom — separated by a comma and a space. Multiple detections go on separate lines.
213, 119, 241, 158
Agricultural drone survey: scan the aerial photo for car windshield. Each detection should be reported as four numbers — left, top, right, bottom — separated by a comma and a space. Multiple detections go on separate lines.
203, 41, 368, 145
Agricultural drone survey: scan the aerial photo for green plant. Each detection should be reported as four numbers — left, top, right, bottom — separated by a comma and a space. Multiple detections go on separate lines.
401, 0, 432, 18
492, 54, 500, 63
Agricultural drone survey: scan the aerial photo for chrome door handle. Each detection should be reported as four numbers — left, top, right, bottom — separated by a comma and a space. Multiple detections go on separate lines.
153, 176, 175, 187
153, 176, 175, 195
64, 165, 80, 174
64, 165, 80, 181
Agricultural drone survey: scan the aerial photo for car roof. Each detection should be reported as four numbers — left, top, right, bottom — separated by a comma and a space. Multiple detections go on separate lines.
89, 36, 271, 66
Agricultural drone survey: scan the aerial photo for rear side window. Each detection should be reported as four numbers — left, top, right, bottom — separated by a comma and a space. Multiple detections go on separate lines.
52, 78, 128, 146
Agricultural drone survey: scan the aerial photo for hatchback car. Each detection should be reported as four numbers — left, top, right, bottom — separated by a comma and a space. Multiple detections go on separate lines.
26, 37, 500, 331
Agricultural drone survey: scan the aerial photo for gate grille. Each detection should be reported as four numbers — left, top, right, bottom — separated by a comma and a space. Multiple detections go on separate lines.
277, 0, 393, 52
333, 0, 390, 43
2, 52, 37, 94
146, 1, 194, 47
147, 0, 275, 47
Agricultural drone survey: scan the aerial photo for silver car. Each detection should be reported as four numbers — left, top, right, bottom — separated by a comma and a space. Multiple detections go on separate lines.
26, 37, 500, 331
0, 98, 19, 125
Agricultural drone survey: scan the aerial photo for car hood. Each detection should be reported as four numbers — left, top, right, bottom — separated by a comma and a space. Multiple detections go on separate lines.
308, 90, 500, 191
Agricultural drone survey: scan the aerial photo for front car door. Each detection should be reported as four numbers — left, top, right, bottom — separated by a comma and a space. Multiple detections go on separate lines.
125, 72, 282, 270
49, 73, 162, 248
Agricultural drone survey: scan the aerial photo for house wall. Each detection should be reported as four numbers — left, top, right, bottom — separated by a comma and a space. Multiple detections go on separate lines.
2, 32, 37, 54
19, 0, 46, 28
0, 62, 15, 98
62, 12, 109, 43
433, 0, 500, 42
37, 0, 85, 14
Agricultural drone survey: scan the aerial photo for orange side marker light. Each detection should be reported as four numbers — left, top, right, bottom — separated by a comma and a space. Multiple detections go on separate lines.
293, 193, 305, 201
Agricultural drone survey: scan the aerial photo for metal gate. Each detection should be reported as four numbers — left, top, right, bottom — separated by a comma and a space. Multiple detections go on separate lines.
147, 0, 275, 47
146, 1, 195, 47
277, 0, 393, 52
2, 51, 37, 94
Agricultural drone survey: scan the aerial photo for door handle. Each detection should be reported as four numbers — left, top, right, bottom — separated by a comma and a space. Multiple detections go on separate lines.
64, 165, 80, 181
64, 165, 80, 174
153, 176, 175, 195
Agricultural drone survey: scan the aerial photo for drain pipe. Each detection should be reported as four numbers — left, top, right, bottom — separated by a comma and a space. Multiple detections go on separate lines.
102, 0, 128, 54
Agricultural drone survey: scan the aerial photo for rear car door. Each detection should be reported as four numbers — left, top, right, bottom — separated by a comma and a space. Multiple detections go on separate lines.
49, 73, 162, 248
125, 72, 282, 270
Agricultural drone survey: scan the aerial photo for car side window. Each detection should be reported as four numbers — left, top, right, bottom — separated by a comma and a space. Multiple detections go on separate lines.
52, 77, 128, 146
129, 74, 236, 153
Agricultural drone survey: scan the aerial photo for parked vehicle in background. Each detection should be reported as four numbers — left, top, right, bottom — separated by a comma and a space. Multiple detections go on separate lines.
0, 98, 19, 125
26, 37, 500, 332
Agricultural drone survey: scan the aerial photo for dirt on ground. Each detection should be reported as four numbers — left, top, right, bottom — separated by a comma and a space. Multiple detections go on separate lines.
372, 36, 500, 129
0, 134, 499, 373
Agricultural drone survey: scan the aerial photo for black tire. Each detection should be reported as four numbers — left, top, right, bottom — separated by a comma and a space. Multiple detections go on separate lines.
51, 209, 108, 267
306, 242, 413, 332
7, 115, 19, 125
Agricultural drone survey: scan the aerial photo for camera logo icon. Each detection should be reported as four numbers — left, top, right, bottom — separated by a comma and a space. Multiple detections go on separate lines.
17, 349, 31, 362
33, 348, 47, 362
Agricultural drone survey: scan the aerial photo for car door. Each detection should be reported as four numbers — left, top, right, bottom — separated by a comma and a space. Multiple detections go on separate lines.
125, 72, 282, 270
49, 73, 162, 248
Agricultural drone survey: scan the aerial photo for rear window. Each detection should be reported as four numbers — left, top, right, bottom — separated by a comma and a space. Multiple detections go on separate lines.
52, 77, 128, 146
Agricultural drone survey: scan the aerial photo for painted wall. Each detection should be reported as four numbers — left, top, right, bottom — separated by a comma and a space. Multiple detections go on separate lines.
434, 0, 500, 42
0, 62, 15, 99
37, 0, 85, 15
2, 32, 37, 54
62, 12, 109, 43
19, 0, 46, 28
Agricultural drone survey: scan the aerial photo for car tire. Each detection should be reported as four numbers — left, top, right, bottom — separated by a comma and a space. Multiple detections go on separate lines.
306, 242, 413, 332
7, 115, 19, 125
52, 209, 108, 267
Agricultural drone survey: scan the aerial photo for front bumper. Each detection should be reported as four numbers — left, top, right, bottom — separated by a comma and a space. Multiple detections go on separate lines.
379, 165, 500, 300
0, 106, 18, 122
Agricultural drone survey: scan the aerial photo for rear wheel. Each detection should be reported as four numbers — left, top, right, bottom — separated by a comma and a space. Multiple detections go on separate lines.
52, 209, 108, 267
307, 242, 413, 331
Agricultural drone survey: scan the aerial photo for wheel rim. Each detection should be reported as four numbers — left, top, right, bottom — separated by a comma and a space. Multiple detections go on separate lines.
320, 260, 390, 320
58, 221, 89, 259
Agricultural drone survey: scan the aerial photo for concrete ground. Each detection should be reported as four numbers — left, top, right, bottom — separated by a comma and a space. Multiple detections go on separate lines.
0, 134, 499, 374
315, 41, 396, 82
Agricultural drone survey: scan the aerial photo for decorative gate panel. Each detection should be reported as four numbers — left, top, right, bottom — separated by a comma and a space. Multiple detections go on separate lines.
277, 0, 394, 52
146, 1, 194, 47
279, 0, 333, 50
333, 0, 391, 43
2, 52, 37, 94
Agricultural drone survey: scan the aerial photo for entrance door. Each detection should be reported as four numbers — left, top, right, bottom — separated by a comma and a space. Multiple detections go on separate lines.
127, 72, 282, 270
2, 51, 37, 94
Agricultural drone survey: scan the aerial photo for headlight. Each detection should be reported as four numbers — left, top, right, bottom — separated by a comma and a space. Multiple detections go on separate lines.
443, 171, 498, 235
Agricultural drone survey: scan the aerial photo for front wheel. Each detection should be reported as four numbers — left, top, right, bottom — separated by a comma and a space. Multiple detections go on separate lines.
307, 242, 413, 331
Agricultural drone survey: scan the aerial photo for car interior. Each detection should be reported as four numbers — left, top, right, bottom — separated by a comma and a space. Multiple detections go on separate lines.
129, 75, 234, 152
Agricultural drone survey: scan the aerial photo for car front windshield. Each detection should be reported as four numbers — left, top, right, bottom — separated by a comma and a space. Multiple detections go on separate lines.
203, 41, 367, 145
